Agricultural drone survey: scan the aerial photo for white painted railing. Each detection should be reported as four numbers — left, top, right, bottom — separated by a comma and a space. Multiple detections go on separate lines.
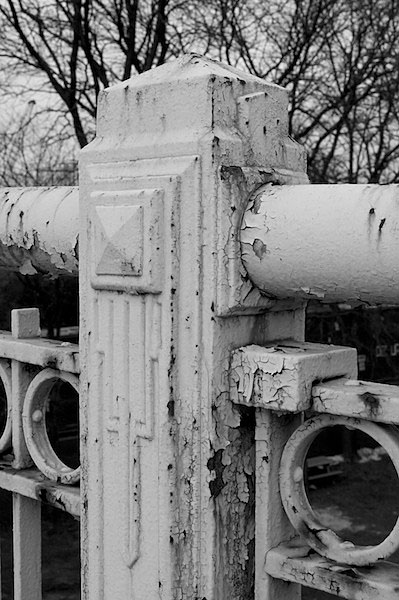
230, 342, 399, 599
241, 183, 399, 305
0, 54, 399, 600
0, 187, 78, 276
0, 307, 79, 599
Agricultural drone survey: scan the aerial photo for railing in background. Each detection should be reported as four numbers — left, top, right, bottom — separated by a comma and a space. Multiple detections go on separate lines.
0, 307, 79, 599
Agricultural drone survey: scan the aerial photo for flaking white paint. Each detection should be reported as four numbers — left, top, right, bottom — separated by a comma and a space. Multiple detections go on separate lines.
241, 183, 399, 305
79, 54, 307, 600
0, 186, 78, 275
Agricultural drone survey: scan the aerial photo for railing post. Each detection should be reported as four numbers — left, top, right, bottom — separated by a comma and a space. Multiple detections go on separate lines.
79, 54, 307, 599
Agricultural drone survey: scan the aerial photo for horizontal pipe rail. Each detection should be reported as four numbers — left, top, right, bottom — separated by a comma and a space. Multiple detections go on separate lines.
241, 183, 399, 305
0, 187, 78, 276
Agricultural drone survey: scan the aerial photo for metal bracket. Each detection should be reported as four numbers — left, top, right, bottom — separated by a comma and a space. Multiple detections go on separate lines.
230, 341, 357, 412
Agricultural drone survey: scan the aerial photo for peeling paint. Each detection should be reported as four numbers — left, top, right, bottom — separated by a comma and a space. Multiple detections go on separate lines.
252, 238, 268, 259
230, 342, 357, 412
266, 539, 399, 598
78, 53, 310, 600
0, 187, 79, 276
241, 183, 399, 305
213, 406, 255, 599
280, 414, 399, 566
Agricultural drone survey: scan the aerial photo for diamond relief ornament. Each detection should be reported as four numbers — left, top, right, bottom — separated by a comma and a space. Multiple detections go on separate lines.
94, 204, 143, 277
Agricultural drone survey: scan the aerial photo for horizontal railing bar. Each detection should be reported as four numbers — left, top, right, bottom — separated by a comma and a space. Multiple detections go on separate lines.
0, 463, 80, 517
0, 186, 78, 276
312, 379, 399, 424
241, 183, 399, 305
266, 542, 399, 599
0, 331, 79, 373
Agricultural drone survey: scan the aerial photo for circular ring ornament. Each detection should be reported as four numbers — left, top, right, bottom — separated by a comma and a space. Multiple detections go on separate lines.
279, 414, 399, 566
0, 360, 12, 454
23, 368, 80, 485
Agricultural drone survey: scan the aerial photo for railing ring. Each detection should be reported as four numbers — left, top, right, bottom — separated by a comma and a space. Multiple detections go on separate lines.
22, 368, 80, 485
279, 414, 399, 566
0, 360, 11, 453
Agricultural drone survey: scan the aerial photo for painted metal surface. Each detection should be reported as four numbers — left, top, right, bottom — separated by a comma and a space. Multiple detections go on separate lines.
11, 309, 42, 600
0, 186, 78, 276
23, 368, 80, 484
312, 378, 399, 423
13, 495, 41, 600
79, 54, 307, 600
230, 341, 357, 412
255, 410, 302, 600
0, 331, 80, 373
241, 183, 399, 305
230, 337, 399, 594
0, 465, 80, 516
0, 308, 82, 598
279, 414, 399, 565
266, 541, 399, 600
1, 54, 399, 600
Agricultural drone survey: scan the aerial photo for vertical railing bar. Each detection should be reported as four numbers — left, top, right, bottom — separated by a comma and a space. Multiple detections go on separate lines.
13, 494, 41, 600
11, 309, 43, 600
255, 409, 301, 600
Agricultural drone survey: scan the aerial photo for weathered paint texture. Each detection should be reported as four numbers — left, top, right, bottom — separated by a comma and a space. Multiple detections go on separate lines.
4, 52, 399, 600
230, 342, 357, 412
266, 540, 399, 600
312, 378, 399, 423
0, 187, 78, 276
241, 183, 399, 305
279, 414, 399, 566
0, 308, 82, 600
79, 54, 307, 600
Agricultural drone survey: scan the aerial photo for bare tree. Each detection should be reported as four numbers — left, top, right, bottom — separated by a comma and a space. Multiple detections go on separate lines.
1, 0, 399, 184
0, 100, 77, 187
0, 0, 173, 148
172, 0, 399, 183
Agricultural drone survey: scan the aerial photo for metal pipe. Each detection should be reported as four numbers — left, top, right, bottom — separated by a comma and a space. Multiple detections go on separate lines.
0, 187, 78, 276
241, 183, 399, 305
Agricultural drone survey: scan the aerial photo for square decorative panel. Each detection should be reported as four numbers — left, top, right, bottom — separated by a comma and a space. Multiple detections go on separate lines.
91, 189, 164, 293
95, 204, 144, 277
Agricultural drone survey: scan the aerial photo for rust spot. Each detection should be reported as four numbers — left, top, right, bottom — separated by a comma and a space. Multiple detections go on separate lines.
359, 391, 380, 416
369, 208, 375, 215
379, 218, 386, 232
46, 358, 58, 369
207, 449, 225, 498
220, 165, 243, 181
167, 399, 174, 417
252, 238, 267, 259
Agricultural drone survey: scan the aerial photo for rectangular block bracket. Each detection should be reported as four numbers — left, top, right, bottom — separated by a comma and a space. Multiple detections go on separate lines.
230, 341, 357, 412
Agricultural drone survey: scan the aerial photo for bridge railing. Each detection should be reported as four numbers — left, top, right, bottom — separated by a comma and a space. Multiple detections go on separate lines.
1, 54, 399, 600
